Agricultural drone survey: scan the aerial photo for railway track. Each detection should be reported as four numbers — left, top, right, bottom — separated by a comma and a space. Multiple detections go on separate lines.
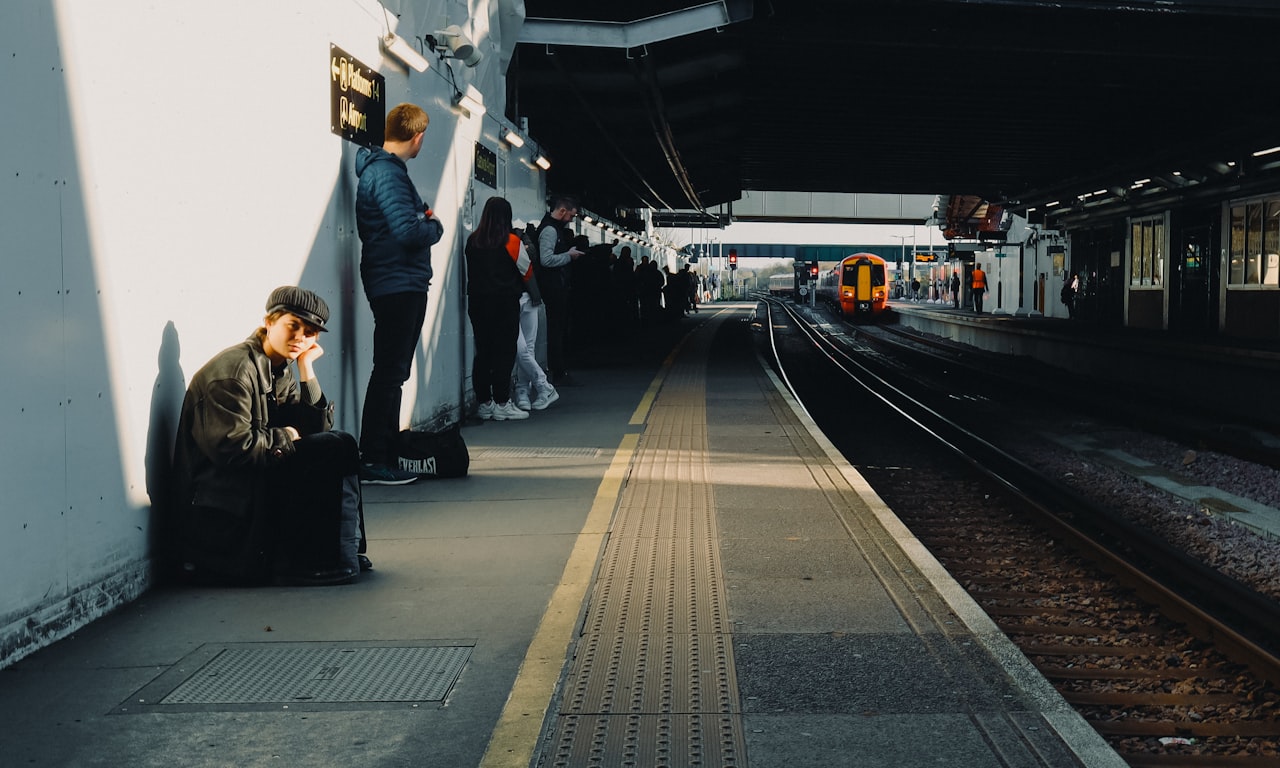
758, 297, 1280, 765
858, 309, 1280, 473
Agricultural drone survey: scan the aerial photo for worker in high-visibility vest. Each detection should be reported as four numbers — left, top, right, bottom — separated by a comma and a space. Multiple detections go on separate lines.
971, 265, 988, 313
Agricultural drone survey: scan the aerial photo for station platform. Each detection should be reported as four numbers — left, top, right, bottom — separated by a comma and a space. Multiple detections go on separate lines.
886, 299, 1280, 434
0, 303, 1124, 768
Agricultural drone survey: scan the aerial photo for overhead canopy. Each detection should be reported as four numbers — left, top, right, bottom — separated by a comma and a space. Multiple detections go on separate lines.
513, 0, 1280, 219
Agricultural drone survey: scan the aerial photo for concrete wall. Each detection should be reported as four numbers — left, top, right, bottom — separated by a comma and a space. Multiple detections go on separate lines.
0, 0, 544, 667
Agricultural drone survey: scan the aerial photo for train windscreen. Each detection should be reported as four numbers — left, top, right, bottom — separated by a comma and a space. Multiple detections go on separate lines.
842, 261, 885, 286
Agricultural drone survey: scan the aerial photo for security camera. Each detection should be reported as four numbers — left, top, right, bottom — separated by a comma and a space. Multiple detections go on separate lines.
435, 25, 483, 67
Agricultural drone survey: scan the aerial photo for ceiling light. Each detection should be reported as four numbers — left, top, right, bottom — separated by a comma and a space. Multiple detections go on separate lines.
381, 33, 429, 73
1253, 146, 1280, 157
534, 153, 551, 170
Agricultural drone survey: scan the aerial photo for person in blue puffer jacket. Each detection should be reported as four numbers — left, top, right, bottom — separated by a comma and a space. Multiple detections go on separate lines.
354, 102, 444, 485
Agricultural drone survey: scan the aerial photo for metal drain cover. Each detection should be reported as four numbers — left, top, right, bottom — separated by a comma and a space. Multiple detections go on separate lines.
116, 642, 472, 713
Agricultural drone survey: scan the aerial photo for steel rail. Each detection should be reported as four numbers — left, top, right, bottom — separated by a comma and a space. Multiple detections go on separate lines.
862, 312, 1280, 471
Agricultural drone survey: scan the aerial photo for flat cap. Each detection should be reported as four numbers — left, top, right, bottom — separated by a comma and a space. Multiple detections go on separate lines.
266, 286, 329, 332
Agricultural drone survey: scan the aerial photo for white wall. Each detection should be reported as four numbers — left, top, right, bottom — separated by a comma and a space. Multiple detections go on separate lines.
0, 0, 543, 667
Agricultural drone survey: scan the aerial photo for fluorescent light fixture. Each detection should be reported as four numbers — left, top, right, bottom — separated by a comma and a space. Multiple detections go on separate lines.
450, 85, 486, 119
1253, 146, 1280, 157
451, 84, 486, 118
382, 33, 429, 72
501, 128, 525, 148
534, 153, 551, 170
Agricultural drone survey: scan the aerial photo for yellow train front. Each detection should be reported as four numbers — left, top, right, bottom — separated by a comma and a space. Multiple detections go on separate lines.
816, 252, 889, 320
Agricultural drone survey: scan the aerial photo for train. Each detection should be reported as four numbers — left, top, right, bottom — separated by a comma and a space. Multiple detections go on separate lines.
815, 253, 889, 319
767, 273, 794, 297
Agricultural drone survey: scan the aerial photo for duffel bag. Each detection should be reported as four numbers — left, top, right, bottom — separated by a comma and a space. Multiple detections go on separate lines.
396, 424, 469, 478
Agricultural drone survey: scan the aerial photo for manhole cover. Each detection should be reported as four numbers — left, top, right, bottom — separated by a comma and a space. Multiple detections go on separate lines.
116, 642, 472, 713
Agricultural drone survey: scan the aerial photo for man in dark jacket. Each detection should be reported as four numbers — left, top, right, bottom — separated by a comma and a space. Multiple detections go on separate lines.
171, 286, 366, 586
355, 102, 444, 485
535, 195, 584, 385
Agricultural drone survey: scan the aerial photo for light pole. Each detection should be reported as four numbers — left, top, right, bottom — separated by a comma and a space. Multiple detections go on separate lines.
891, 234, 915, 298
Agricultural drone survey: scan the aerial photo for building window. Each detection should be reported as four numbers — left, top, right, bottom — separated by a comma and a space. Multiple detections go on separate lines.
1228, 197, 1280, 287
1129, 216, 1163, 287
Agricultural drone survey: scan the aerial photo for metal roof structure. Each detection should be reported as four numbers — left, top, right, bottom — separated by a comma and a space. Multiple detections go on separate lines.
512, 0, 1280, 223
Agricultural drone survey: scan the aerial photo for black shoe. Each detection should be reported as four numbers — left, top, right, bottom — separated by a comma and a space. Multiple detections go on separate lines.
358, 555, 374, 572
360, 462, 418, 485
275, 567, 358, 586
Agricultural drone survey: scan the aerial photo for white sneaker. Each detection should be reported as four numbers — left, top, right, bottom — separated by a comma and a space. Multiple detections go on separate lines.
477, 400, 495, 420
492, 400, 530, 420
531, 385, 559, 410
515, 390, 532, 410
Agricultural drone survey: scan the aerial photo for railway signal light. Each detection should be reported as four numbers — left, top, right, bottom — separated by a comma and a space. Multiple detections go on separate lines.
728, 249, 738, 270
809, 263, 819, 279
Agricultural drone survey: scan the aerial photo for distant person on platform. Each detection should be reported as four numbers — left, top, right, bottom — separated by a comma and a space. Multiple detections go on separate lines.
950, 271, 961, 308
465, 196, 534, 421
970, 264, 988, 313
535, 195, 584, 385
1061, 273, 1079, 318
512, 220, 558, 411
355, 102, 444, 485
171, 286, 368, 587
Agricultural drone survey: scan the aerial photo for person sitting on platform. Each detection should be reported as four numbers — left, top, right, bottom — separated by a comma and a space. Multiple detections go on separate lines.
170, 286, 369, 586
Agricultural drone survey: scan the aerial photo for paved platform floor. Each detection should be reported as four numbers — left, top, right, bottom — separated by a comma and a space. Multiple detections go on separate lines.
0, 304, 1124, 767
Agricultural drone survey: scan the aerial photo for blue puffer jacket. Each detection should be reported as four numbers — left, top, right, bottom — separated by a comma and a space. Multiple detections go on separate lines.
355, 146, 445, 300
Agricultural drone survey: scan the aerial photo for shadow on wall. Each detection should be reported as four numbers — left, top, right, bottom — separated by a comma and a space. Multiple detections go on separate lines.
0, 0, 146, 669
331, 139, 364, 436
144, 321, 185, 580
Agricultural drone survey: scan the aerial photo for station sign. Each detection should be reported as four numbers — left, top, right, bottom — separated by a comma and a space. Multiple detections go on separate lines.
914, 252, 938, 262
474, 142, 497, 188
330, 44, 385, 147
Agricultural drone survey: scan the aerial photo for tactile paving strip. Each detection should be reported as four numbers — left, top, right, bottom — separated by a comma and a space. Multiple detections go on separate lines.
544, 316, 745, 767
547, 714, 743, 768
159, 645, 471, 704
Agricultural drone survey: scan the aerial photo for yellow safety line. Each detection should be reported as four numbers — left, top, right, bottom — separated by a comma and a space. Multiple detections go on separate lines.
629, 371, 665, 425
477, 430, 639, 768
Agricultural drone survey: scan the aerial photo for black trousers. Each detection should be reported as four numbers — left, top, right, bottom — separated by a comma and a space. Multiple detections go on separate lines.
539, 273, 570, 376
468, 294, 521, 404
361, 291, 427, 465
273, 430, 366, 574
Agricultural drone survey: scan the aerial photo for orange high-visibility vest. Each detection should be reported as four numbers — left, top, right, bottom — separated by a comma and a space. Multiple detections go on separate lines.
971, 268, 987, 290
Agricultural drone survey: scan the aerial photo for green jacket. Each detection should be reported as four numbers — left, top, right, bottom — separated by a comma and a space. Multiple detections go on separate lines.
170, 330, 332, 581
